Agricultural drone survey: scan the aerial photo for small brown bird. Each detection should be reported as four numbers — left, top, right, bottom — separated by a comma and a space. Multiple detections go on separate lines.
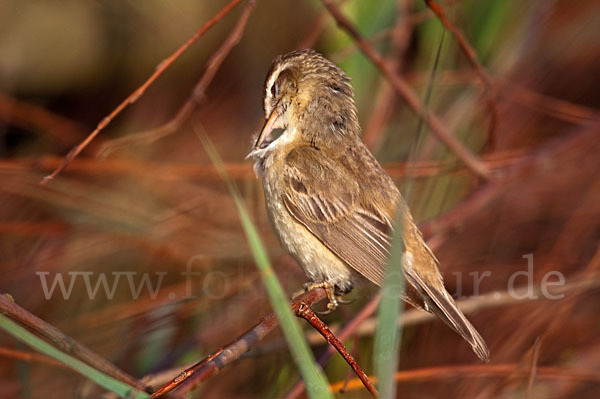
248, 49, 489, 361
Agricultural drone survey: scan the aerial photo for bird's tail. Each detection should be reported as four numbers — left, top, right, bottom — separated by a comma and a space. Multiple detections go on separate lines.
405, 270, 490, 362
425, 287, 490, 362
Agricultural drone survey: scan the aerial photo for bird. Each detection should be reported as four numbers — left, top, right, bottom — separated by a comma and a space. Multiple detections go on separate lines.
247, 49, 489, 362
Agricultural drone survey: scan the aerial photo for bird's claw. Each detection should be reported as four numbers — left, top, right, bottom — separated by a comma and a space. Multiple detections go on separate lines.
336, 297, 354, 305
316, 297, 338, 315
293, 281, 351, 314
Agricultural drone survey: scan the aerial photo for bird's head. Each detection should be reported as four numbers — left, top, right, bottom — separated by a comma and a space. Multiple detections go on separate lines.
253, 49, 360, 153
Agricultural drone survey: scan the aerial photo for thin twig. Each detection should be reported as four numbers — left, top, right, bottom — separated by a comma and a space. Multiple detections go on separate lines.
41, 0, 245, 184
261, 274, 600, 393
339, 335, 361, 393
2, 150, 527, 182
98, 0, 257, 158
421, 120, 599, 241
295, 302, 378, 398
497, 77, 600, 124
150, 288, 327, 398
0, 92, 88, 147
0, 294, 148, 392
362, 0, 412, 151
409, 25, 446, 169
0, 346, 63, 367
285, 293, 381, 399
527, 337, 542, 399
398, 69, 600, 124
320, 0, 491, 179
343, 275, 600, 340
423, 0, 499, 150
329, 7, 444, 64
329, 363, 600, 393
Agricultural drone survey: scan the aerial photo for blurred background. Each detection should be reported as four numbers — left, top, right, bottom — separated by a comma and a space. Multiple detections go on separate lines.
1, 0, 600, 397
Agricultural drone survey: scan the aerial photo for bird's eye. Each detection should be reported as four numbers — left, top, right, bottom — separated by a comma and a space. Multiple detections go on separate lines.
271, 81, 280, 97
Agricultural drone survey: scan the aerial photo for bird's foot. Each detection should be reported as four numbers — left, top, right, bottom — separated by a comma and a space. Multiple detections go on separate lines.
293, 281, 347, 314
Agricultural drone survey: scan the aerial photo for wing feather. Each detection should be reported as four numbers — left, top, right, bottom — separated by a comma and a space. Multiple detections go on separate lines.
282, 146, 395, 286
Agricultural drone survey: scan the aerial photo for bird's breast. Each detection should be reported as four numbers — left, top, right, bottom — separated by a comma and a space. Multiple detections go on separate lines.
258, 155, 354, 289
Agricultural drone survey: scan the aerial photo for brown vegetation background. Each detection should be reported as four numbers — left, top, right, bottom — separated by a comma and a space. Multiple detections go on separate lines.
1, 0, 600, 397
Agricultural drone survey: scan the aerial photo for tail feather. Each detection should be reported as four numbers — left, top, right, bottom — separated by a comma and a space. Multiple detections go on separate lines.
426, 290, 490, 362
405, 270, 490, 362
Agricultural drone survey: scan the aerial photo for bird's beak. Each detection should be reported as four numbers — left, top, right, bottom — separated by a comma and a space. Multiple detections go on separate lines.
254, 108, 278, 150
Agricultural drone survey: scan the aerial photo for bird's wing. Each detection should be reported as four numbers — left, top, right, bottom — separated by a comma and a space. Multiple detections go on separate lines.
282, 147, 489, 361
281, 146, 395, 286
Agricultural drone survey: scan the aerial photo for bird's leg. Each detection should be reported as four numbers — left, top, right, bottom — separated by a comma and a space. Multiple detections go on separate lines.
293, 281, 339, 314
